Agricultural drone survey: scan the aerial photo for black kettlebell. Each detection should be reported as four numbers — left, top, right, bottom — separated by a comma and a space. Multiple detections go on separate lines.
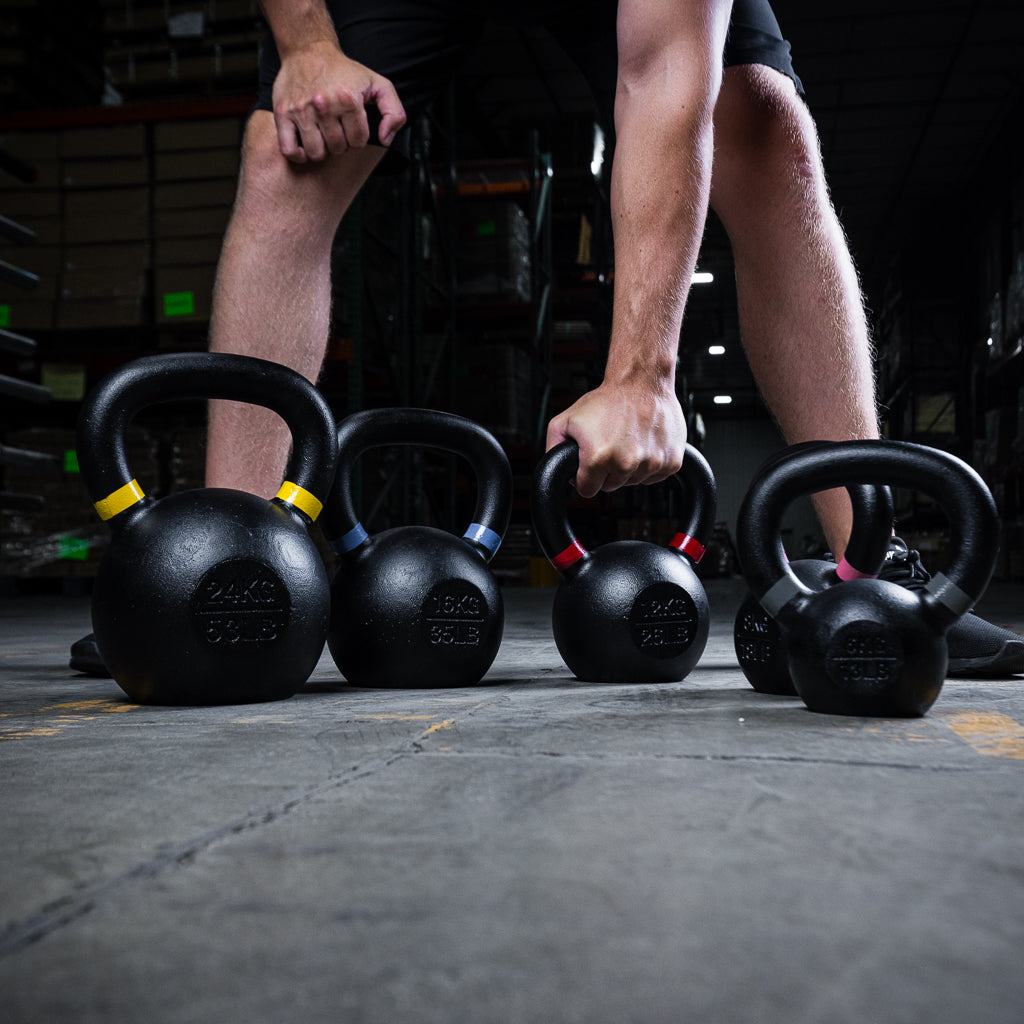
531, 441, 716, 683
734, 441, 894, 695
736, 440, 999, 717
78, 353, 338, 705
325, 408, 512, 688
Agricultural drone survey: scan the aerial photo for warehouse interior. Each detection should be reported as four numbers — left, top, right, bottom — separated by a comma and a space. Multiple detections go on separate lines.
1, 2, 1024, 1022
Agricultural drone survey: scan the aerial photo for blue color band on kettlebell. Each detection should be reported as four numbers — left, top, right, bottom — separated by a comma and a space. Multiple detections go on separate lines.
332, 522, 369, 554
462, 522, 501, 557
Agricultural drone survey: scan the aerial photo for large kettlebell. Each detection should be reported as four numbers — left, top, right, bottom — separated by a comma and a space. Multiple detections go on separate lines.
78, 353, 338, 705
736, 440, 999, 717
324, 408, 512, 687
531, 441, 716, 683
734, 441, 894, 695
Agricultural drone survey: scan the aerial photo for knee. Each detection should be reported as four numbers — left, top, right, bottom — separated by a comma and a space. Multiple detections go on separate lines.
232, 113, 344, 247
711, 64, 825, 215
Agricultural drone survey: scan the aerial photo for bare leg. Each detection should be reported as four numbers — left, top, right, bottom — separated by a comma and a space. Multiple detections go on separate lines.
710, 64, 880, 557
206, 110, 384, 495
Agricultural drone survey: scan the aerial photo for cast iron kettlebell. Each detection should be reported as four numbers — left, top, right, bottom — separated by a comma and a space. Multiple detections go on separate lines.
325, 408, 512, 687
531, 441, 716, 683
736, 440, 999, 717
734, 441, 894, 694
78, 352, 338, 705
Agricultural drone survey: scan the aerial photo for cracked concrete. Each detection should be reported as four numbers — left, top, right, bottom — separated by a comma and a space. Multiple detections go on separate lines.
1, 578, 1023, 1022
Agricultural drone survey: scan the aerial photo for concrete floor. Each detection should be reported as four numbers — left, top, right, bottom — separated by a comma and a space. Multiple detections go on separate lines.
1, 577, 1023, 1023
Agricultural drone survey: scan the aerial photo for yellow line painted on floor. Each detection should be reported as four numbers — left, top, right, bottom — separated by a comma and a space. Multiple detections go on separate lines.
422, 718, 456, 736
937, 711, 1024, 760
41, 699, 136, 713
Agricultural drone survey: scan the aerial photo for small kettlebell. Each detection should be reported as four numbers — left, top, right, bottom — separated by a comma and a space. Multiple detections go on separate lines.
325, 408, 512, 688
531, 441, 716, 683
78, 352, 339, 705
736, 440, 999, 717
734, 441, 894, 695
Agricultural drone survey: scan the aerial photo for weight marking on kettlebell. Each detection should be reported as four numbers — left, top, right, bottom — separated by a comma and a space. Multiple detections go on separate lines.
422, 582, 487, 647
825, 622, 903, 693
628, 583, 699, 657
191, 559, 291, 645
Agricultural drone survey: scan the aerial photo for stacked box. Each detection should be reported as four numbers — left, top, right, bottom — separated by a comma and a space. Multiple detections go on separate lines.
0, 425, 158, 578
0, 132, 61, 331
456, 201, 531, 303
153, 117, 241, 324
459, 342, 532, 445
58, 125, 150, 328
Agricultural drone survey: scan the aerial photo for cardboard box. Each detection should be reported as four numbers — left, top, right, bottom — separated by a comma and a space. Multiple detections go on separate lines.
61, 124, 146, 159
154, 206, 231, 239
63, 242, 150, 273
154, 236, 224, 267
154, 148, 239, 182
60, 267, 146, 300
62, 156, 150, 188
153, 179, 237, 210
154, 117, 244, 152
0, 296, 54, 331
56, 295, 144, 329
64, 186, 150, 219
63, 211, 150, 244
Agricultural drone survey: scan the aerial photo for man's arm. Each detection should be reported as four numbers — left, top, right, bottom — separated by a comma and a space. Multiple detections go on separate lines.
259, 0, 406, 162
546, 0, 733, 496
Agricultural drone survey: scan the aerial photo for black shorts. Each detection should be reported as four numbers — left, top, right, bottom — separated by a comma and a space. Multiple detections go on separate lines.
255, 0, 803, 156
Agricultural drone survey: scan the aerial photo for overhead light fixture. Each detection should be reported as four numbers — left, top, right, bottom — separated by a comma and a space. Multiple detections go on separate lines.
708, 345, 725, 356
691, 271, 714, 285
987, 337, 994, 347
713, 395, 733, 405
591, 124, 605, 179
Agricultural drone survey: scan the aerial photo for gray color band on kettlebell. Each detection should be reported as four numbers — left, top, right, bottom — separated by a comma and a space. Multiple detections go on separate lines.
760, 574, 804, 619
332, 522, 368, 554
924, 572, 974, 618
462, 522, 501, 557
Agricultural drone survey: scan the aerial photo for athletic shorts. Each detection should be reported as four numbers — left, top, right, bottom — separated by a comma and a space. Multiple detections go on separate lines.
254, 0, 803, 161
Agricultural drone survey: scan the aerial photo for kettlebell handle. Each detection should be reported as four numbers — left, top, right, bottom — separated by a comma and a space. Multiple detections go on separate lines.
738, 440, 999, 631
746, 441, 894, 580
532, 441, 717, 577
326, 408, 513, 564
77, 353, 339, 525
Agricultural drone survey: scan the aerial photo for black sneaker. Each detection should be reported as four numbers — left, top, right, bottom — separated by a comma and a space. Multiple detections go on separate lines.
879, 537, 1024, 677
69, 633, 111, 677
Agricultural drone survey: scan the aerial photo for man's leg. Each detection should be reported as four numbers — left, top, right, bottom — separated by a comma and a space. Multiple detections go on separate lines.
206, 109, 384, 496
710, 62, 879, 559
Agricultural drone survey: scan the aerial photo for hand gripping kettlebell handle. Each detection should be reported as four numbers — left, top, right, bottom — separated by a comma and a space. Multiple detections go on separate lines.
325, 408, 513, 564
77, 353, 339, 526
531, 440, 717, 577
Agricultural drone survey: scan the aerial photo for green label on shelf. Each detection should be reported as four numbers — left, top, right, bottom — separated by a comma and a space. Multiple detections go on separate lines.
477, 220, 497, 237
163, 291, 195, 317
64, 449, 79, 473
0, 305, 9, 327
59, 536, 90, 561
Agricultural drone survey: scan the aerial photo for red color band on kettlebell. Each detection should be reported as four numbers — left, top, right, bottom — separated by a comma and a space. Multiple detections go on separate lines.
670, 533, 705, 563
551, 539, 586, 571
835, 556, 878, 581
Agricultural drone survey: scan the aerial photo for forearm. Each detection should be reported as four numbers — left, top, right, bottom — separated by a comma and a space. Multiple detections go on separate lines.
607, 1, 728, 390
259, 0, 339, 56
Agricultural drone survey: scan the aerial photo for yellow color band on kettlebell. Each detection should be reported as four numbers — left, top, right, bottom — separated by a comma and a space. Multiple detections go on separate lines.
275, 481, 323, 521
94, 479, 146, 521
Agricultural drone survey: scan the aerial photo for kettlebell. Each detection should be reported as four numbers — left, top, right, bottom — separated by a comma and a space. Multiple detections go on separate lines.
78, 352, 338, 705
736, 440, 999, 717
734, 441, 894, 695
325, 408, 512, 688
531, 441, 716, 683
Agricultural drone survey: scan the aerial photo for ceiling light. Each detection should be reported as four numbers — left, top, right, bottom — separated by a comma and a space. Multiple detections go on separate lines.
708, 345, 725, 356
691, 271, 714, 285
713, 395, 733, 405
